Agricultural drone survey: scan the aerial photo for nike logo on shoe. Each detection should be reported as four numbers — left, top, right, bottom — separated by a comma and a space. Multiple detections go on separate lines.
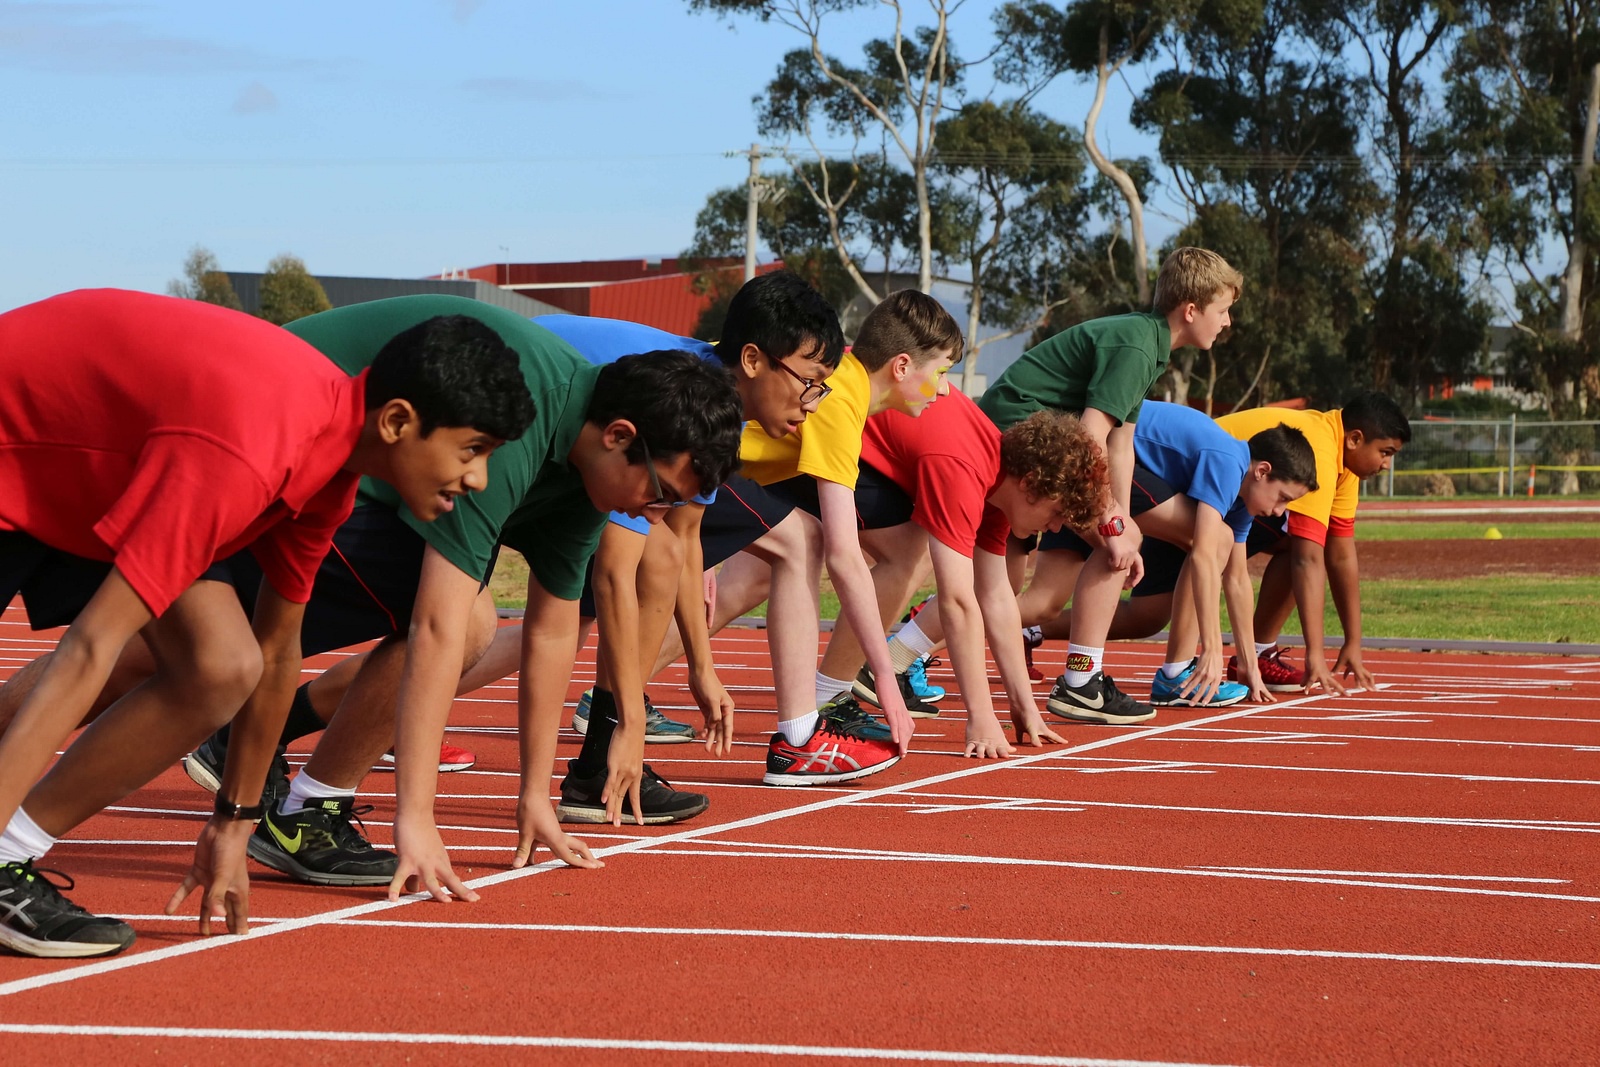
1065, 688, 1105, 709
266, 818, 303, 853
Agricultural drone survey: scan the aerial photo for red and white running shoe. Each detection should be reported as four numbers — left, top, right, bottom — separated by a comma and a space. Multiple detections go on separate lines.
375, 741, 477, 773
762, 715, 901, 786
1228, 646, 1306, 692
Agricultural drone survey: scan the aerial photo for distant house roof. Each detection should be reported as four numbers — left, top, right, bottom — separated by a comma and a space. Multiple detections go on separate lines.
224, 273, 565, 319
434, 257, 777, 337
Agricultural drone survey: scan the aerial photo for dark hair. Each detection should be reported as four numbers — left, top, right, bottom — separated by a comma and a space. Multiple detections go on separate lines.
712, 270, 845, 370
366, 315, 534, 441
852, 289, 965, 371
589, 350, 744, 491
1341, 390, 1412, 444
1248, 425, 1319, 491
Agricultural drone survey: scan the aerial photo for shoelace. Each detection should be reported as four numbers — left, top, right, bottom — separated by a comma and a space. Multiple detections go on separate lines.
2, 859, 87, 913
322, 802, 379, 851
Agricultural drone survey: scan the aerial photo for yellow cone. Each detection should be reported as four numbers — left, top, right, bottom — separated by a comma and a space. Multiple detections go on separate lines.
1484, 527, 1503, 540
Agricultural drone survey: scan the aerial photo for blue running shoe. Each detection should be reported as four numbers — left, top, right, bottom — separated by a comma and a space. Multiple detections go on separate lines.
904, 655, 945, 704
573, 690, 696, 743
1150, 661, 1249, 707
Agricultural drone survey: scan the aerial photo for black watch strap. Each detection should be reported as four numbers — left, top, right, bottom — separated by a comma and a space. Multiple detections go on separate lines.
213, 794, 266, 822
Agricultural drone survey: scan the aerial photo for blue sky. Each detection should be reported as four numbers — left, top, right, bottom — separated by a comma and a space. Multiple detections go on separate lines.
0, 0, 1170, 312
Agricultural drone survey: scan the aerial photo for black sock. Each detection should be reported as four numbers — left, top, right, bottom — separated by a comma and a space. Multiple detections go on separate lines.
571, 688, 617, 777
213, 682, 326, 751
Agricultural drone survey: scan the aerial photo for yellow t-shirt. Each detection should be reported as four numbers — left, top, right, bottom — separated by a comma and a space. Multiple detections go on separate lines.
1214, 406, 1357, 543
738, 352, 871, 489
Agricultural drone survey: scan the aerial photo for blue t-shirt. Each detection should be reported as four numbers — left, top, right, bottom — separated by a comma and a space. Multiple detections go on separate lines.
1133, 400, 1252, 542
533, 315, 721, 535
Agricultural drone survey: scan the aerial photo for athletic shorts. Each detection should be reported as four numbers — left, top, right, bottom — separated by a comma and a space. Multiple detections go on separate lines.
0, 531, 113, 630
1038, 464, 1178, 555
1245, 513, 1290, 557
205, 504, 488, 658
761, 465, 916, 532
698, 473, 798, 570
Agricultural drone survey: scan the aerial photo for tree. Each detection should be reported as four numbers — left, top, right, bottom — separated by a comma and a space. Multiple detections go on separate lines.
257, 254, 332, 326
690, 0, 966, 295
166, 245, 242, 310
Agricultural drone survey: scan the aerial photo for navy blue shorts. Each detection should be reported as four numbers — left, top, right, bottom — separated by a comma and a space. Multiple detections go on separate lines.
698, 473, 799, 570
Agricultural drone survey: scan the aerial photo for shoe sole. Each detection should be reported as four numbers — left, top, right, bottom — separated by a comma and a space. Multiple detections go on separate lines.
1046, 698, 1157, 725
183, 753, 222, 794
0, 925, 133, 959
763, 753, 902, 786
372, 757, 476, 773
555, 795, 710, 825
572, 716, 696, 744
246, 836, 396, 887
1150, 690, 1248, 708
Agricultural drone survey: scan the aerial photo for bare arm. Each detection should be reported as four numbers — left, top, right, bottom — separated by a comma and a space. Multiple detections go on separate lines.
1078, 408, 1144, 581
666, 504, 734, 756
927, 540, 1009, 759
817, 478, 912, 750
1287, 536, 1347, 696
1180, 504, 1231, 705
589, 526, 647, 824
1221, 542, 1273, 704
1325, 534, 1373, 689
973, 547, 1065, 748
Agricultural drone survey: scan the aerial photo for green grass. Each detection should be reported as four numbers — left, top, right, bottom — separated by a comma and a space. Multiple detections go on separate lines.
1358, 521, 1600, 540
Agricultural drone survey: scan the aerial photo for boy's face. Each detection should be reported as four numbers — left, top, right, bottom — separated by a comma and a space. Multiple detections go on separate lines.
1184, 292, 1234, 350
1345, 432, 1404, 478
886, 348, 957, 417
581, 421, 703, 522
387, 424, 501, 521
1239, 464, 1309, 518
740, 342, 835, 439
1002, 480, 1073, 539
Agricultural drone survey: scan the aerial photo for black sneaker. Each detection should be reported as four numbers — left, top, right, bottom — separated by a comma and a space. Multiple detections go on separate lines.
1046, 671, 1157, 725
0, 860, 135, 958
850, 666, 938, 718
247, 798, 397, 886
556, 763, 709, 825
183, 731, 291, 809
819, 693, 893, 741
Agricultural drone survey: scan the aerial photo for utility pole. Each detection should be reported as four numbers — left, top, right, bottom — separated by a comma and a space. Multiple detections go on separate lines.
744, 143, 761, 282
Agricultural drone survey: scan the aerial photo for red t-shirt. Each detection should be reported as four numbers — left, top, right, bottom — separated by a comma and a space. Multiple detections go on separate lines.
0, 289, 366, 616
860, 389, 1009, 557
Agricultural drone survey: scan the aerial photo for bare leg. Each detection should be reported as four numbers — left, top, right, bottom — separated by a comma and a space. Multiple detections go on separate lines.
1253, 549, 1296, 643
0, 634, 158, 738
817, 523, 929, 681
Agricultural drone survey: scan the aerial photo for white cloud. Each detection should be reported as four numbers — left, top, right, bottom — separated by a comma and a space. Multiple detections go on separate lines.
0, 3, 325, 75
445, 0, 486, 24
231, 81, 279, 115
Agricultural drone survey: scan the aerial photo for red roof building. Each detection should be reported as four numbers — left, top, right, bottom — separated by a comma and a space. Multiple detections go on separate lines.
435, 257, 781, 337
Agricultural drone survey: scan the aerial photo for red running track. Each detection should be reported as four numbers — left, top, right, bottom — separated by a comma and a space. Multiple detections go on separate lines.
0, 605, 1596, 1066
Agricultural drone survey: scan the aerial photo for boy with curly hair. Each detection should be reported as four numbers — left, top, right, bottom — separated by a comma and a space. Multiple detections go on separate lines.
824, 402, 1110, 758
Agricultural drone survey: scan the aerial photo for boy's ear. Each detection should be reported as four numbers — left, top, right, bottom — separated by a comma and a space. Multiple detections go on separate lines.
599, 418, 639, 451
1345, 428, 1366, 449
739, 343, 764, 380
376, 398, 420, 444
891, 352, 913, 379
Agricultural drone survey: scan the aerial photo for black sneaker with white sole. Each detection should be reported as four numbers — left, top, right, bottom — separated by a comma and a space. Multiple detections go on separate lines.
247, 798, 397, 886
0, 860, 135, 959
851, 666, 938, 718
556, 763, 709, 825
183, 731, 291, 809
1046, 671, 1157, 725
818, 693, 893, 742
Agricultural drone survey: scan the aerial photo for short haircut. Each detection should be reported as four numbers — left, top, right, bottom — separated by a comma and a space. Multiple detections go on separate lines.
851, 289, 965, 372
1000, 411, 1108, 532
1248, 425, 1319, 491
367, 315, 534, 441
1153, 247, 1244, 315
713, 270, 845, 370
1341, 390, 1412, 444
589, 350, 744, 492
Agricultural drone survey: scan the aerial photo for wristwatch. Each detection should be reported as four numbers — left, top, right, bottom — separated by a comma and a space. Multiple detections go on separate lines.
213, 794, 266, 823
1098, 515, 1126, 537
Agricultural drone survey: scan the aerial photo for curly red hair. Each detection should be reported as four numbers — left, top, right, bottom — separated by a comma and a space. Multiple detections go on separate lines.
999, 411, 1109, 531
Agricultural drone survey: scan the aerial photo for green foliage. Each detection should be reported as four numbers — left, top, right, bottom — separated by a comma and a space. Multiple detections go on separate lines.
166, 245, 242, 311
258, 254, 332, 326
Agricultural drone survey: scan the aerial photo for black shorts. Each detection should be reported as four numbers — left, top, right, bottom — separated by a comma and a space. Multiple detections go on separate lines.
207, 505, 433, 658
699, 473, 799, 569
1038, 464, 1179, 555
1129, 537, 1186, 599
764, 463, 916, 532
1245, 513, 1290, 557
0, 531, 113, 630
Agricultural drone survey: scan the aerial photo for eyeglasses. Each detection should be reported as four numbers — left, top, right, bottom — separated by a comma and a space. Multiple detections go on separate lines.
767, 356, 832, 406
638, 438, 688, 509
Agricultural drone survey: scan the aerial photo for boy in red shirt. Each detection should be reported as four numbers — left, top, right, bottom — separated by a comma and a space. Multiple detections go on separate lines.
0, 289, 532, 958
825, 396, 1109, 756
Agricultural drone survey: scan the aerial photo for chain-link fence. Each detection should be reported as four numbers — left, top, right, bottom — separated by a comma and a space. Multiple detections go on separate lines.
1380, 417, 1600, 496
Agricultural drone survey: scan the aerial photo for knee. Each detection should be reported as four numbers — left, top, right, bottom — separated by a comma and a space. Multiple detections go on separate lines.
186, 641, 264, 724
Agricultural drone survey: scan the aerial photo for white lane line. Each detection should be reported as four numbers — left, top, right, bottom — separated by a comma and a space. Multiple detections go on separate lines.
1024, 757, 1600, 788
0, 690, 1328, 999
0, 1025, 1239, 1066
1161, 726, 1600, 752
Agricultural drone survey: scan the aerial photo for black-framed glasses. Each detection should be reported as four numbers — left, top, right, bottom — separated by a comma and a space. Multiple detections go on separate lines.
638, 438, 688, 509
767, 356, 832, 406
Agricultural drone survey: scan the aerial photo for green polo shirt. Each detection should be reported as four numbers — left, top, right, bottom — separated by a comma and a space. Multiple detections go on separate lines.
978, 311, 1171, 430
286, 295, 606, 600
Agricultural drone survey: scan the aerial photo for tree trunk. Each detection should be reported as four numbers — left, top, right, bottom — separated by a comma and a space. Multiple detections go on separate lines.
1560, 61, 1600, 342
1084, 24, 1150, 307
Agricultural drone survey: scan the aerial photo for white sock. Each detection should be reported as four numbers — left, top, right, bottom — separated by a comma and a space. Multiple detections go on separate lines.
1063, 643, 1104, 688
281, 770, 355, 816
888, 619, 938, 674
1161, 660, 1191, 679
814, 672, 854, 708
0, 807, 56, 865
1255, 641, 1277, 656
777, 711, 820, 746
1023, 625, 1043, 643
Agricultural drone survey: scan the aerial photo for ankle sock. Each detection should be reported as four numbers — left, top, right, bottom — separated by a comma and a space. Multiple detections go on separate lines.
1022, 625, 1043, 644
1161, 660, 1190, 679
814, 672, 853, 708
0, 807, 56, 865
888, 618, 936, 673
777, 711, 819, 746
571, 688, 617, 777
281, 770, 354, 817
1063, 644, 1104, 688
1254, 641, 1277, 657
